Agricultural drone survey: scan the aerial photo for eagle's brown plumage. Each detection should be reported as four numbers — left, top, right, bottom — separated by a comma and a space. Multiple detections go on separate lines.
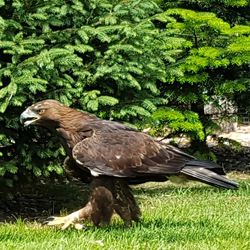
20, 99, 238, 228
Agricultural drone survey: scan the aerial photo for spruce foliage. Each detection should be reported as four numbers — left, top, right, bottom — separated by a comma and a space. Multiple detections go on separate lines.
152, 1, 250, 156
0, 0, 188, 184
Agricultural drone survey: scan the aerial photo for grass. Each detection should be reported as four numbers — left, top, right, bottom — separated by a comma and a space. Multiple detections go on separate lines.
0, 173, 250, 250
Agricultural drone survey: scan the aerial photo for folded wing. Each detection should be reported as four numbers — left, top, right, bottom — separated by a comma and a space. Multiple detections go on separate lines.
72, 125, 192, 178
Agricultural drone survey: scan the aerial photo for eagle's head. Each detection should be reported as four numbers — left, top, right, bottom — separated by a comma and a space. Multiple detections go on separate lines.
20, 99, 70, 128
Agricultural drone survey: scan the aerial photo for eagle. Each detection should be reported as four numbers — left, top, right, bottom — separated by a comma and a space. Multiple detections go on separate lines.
20, 99, 238, 229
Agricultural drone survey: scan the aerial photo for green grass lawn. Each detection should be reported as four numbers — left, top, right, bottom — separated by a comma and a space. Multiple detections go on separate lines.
1, 174, 250, 250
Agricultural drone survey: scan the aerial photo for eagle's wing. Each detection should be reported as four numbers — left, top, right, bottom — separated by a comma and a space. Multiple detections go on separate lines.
72, 122, 193, 178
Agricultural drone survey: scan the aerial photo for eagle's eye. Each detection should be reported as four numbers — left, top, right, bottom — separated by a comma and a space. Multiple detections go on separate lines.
37, 109, 45, 115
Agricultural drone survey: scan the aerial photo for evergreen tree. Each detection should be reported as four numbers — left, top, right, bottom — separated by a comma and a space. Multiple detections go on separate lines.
0, 0, 249, 185
162, 0, 250, 25
0, 0, 189, 185
149, 1, 250, 158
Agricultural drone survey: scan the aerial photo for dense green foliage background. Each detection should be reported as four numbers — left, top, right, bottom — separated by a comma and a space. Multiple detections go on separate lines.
0, 0, 249, 185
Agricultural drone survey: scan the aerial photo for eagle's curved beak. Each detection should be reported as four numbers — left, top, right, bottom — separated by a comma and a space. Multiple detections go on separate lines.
20, 108, 40, 127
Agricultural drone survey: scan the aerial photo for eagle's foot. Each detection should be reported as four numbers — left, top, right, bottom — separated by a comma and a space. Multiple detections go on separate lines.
45, 212, 82, 230
44, 202, 93, 230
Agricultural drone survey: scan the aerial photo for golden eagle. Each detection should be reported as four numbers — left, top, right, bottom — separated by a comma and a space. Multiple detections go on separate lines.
20, 99, 238, 229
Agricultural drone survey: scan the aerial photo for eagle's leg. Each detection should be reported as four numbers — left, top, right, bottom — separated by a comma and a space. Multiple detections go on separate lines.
45, 177, 140, 228
112, 179, 141, 226
45, 180, 114, 229
45, 201, 92, 230
89, 185, 114, 226
89, 177, 141, 226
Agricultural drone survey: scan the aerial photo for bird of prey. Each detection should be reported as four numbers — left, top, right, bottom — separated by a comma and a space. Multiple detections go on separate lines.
20, 99, 238, 229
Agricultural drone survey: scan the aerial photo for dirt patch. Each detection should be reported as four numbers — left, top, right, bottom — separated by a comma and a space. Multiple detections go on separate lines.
218, 125, 250, 147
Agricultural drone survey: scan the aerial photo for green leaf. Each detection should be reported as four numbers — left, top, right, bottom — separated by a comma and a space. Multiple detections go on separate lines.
0, 87, 8, 99
33, 167, 42, 177
87, 99, 99, 111
98, 96, 119, 106
0, 0, 5, 8
0, 97, 9, 113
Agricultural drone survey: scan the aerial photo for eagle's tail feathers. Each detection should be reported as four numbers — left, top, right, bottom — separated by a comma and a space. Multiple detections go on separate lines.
181, 165, 238, 190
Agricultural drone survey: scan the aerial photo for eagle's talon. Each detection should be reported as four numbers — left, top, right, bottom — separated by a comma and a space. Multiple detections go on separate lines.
44, 215, 79, 230
43, 216, 56, 223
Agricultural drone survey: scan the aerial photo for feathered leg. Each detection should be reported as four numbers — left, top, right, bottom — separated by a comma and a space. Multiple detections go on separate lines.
45, 177, 140, 229
45, 179, 114, 229
112, 179, 141, 226
88, 177, 141, 226
89, 184, 114, 226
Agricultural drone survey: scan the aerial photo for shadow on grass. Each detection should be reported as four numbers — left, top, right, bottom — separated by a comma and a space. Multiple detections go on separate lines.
134, 185, 214, 196
133, 181, 249, 197
0, 180, 90, 223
